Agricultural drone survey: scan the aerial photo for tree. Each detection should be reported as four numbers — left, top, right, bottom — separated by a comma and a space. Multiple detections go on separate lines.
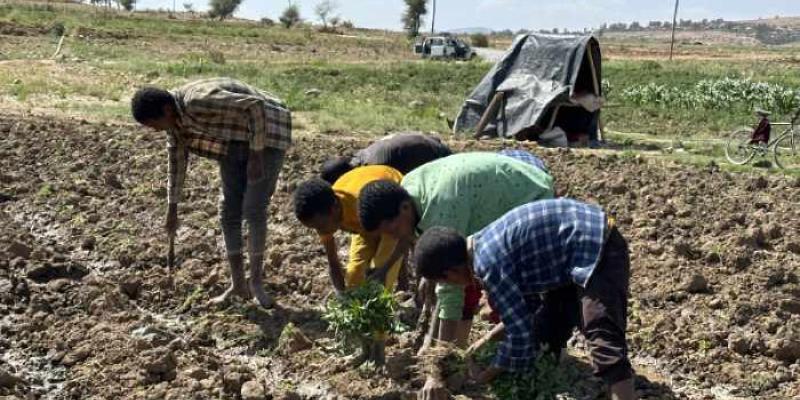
118, 0, 135, 11
183, 2, 194, 14
314, 0, 338, 28
208, 0, 243, 20
401, 0, 427, 38
280, 4, 301, 28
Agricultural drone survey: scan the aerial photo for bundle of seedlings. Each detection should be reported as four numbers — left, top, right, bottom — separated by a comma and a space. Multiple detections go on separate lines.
323, 280, 398, 365
477, 341, 576, 399
419, 340, 574, 399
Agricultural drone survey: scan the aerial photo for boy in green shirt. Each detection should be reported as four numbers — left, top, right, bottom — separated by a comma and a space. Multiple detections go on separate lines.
358, 151, 554, 350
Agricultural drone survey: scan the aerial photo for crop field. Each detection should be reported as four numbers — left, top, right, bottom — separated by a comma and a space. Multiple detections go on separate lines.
2, 2, 800, 400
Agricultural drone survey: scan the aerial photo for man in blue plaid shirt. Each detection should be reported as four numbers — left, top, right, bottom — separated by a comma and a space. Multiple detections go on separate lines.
414, 198, 636, 400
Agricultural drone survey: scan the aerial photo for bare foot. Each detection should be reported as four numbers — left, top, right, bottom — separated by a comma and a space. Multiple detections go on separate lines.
249, 279, 275, 308
347, 342, 371, 368
212, 254, 249, 306
210, 284, 250, 305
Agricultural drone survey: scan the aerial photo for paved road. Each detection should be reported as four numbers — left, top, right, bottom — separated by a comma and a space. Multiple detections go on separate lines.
473, 47, 505, 63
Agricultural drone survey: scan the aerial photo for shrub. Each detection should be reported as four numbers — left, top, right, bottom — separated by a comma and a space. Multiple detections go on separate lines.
470, 33, 489, 47
208, 0, 242, 20
279, 4, 301, 29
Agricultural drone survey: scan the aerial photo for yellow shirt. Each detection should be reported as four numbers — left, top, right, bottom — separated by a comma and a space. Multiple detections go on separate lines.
325, 165, 404, 290
331, 165, 403, 235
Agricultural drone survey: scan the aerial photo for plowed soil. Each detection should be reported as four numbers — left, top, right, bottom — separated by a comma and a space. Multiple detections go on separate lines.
1, 114, 799, 399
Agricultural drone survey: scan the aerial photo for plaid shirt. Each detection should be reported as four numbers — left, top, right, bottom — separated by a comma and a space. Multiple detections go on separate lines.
167, 78, 292, 204
471, 198, 607, 371
497, 149, 548, 173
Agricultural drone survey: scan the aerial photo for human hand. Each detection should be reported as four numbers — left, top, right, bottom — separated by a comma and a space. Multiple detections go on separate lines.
366, 266, 389, 286
465, 338, 487, 358
418, 376, 449, 400
466, 362, 501, 385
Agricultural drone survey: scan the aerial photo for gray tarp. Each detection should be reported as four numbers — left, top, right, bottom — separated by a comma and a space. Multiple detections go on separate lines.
454, 33, 601, 141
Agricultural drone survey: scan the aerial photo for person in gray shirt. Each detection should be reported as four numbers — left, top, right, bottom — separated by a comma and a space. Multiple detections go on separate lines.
320, 132, 452, 183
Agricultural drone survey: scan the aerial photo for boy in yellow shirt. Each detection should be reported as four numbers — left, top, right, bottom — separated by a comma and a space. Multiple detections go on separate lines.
293, 165, 407, 364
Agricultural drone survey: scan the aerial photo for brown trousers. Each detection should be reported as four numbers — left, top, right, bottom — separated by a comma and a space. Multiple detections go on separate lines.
531, 227, 633, 384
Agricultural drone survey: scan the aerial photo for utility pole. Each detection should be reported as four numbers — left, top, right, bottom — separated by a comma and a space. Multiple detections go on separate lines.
669, 0, 679, 60
430, 0, 436, 34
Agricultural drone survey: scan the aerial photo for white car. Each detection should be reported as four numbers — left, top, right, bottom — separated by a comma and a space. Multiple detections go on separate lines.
414, 36, 474, 60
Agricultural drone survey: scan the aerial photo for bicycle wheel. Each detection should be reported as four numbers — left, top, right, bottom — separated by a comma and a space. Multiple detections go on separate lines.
725, 128, 756, 165
773, 132, 800, 169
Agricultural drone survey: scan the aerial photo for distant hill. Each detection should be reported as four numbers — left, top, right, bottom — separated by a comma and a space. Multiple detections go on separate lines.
597, 15, 800, 45
740, 16, 800, 28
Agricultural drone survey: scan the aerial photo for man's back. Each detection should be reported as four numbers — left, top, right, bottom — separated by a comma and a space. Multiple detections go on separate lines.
354, 133, 452, 174
401, 152, 554, 236
473, 198, 607, 290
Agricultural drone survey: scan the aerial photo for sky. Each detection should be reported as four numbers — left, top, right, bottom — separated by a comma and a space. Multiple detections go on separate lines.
132, 0, 800, 32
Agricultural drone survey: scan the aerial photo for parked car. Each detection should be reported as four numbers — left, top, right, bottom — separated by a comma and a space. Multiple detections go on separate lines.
414, 35, 475, 60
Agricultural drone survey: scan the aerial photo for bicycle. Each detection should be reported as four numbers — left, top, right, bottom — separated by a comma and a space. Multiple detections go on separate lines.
725, 107, 800, 169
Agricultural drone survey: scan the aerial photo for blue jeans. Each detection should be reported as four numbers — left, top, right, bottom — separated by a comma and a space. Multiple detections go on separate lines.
218, 142, 285, 259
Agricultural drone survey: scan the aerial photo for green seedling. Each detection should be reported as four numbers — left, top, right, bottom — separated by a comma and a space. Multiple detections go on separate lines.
322, 281, 398, 353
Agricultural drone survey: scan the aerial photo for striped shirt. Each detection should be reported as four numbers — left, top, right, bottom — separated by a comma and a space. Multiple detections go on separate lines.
167, 78, 292, 204
471, 199, 607, 371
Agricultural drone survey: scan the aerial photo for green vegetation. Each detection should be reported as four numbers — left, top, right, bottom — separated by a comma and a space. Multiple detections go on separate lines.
470, 342, 575, 400
620, 78, 798, 115
2, 2, 800, 172
604, 60, 800, 139
323, 281, 398, 352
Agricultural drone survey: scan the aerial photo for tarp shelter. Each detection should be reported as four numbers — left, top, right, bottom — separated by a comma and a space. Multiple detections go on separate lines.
453, 33, 602, 145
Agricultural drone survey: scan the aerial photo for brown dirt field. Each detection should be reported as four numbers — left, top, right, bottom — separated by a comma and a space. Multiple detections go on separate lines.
2, 114, 800, 399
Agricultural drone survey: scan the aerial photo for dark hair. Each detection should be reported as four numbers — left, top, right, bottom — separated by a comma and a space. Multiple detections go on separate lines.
358, 180, 411, 232
414, 227, 468, 280
293, 178, 337, 221
320, 157, 354, 184
131, 87, 174, 124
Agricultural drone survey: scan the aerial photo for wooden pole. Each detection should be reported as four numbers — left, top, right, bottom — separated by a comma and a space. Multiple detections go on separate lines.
669, 0, 679, 61
474, 92, 505, 139
586, 45, 600, 96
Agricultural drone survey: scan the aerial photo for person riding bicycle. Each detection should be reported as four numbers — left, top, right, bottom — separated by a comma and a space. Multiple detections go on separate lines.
751, 109, 771, 145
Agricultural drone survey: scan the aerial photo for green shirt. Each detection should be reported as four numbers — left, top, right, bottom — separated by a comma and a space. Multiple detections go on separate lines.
401, 152, 555, 320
